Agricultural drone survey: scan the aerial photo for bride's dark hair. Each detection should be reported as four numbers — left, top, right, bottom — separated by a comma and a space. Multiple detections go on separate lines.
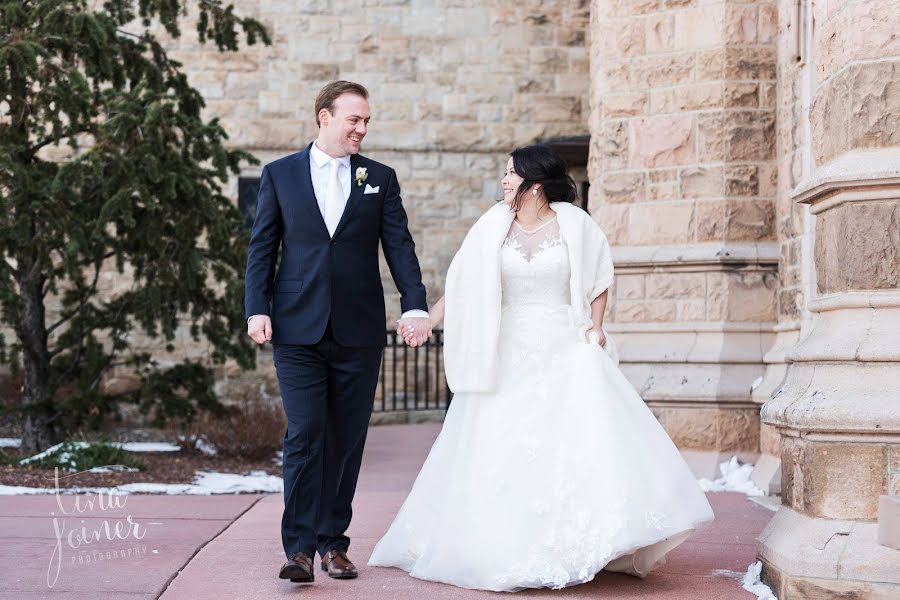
508, 144, 578, 212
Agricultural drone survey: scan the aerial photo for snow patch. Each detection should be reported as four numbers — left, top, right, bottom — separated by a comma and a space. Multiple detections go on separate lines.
176, 434, 218, 456
19, 441, 91, 466
750, 376, 764, 392
698, 456, 766, 497
111, 442, 181, 453
742, 561, 778, 600
0, 438, 21, 448
0, 470, 281, 495
87, 465, 140, 474
710, 568, 744, 579
194, 438, 217, 457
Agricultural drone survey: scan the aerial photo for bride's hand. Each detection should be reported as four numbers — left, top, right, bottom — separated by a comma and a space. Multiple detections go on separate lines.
584, 326, 606, 347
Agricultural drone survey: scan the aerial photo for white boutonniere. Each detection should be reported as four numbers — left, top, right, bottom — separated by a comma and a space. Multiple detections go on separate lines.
355, 166, 368, 187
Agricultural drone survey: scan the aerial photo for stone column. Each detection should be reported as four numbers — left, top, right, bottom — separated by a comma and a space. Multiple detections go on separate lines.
757, 0, 900, 596
588, 0, 779, 474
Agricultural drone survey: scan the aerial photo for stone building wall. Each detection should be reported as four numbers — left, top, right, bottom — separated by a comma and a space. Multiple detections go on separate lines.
588, 0, 780, 457
756, 0, 900, 595
165, 0, 593, 319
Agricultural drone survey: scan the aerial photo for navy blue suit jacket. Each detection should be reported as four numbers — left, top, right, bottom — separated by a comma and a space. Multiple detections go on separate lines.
244, 143, 427, 347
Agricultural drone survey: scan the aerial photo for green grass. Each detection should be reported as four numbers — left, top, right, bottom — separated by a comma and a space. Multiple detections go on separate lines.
19, 440, 146, 472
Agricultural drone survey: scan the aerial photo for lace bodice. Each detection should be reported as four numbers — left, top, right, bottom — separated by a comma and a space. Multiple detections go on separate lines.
500, 217, 570, 307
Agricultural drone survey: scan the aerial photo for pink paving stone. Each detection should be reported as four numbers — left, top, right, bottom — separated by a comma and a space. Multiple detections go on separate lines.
0, 494, 263, 599
156, 423, 774, 600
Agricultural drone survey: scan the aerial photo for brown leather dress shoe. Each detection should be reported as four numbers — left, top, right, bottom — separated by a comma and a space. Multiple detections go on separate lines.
279, 551, 314, 583
320, 549, 358, 579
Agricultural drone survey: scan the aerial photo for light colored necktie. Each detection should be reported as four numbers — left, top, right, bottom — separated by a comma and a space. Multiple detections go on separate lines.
324, 158, 344, 237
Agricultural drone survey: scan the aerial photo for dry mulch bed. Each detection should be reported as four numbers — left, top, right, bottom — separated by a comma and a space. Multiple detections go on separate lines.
0, 447, 282, 490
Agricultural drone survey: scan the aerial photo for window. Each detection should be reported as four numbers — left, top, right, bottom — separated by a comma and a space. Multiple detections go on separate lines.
238, 176, 261, 229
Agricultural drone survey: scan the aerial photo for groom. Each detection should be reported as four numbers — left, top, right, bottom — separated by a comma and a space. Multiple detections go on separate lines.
244, 81, 432, 584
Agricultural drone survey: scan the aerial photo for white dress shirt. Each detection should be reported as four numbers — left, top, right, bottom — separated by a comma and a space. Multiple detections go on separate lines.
248, 141, 429, 325
310, 139, 351, 223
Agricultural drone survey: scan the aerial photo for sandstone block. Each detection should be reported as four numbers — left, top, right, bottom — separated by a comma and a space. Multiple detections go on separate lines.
849, 60, 900, 154
631, 54, 695, 89
649, 168, 678, 183
628, 115, 695, 168
815, 0, 900, 83
724, 3, 758, 44
649, 88, 674, 114
696, 48, 725, 81
645, 272, 706, 299
530, 95, 581, 122
725, 164, 760, 197
594, 203, 630, 245
696, 112, 724, 163
724, 110, 776, 161
697, 199, 775, 241
616, 274, 645, 300
598, 119, 629, 171
647, 180, 680, 201
645, 13, 674, 54
803, 442, 889, 520
724, 47, 776, 81
601, 172, 646, 203
674, 5, 724, 50
707, 271, 777, 322
681, 165, 725, 199
615, 300, 677, 323
717, 409, 760, 452
757, 3, 778, 44
628, 201, 695, 244
677, 299, 706, 321
814, 199, 900, 294
603, 93, 648, 118
675, 82, 723, 111
666, 408, 718, 450
778, 288, 803, 321
724, 82, 759, 108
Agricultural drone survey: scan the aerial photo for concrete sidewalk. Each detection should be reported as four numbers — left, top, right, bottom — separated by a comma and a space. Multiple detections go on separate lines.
0, 492, 264, 599
160, 423, 773, 600
0, 423, 774, 599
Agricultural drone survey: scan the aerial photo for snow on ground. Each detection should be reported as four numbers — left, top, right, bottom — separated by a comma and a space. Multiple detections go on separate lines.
87, 465, 141, 473
18, 441, 91, 466
742, 561, 778, 600
698, 456, 766, 496
0, 438, 21, 448
176, 434, 218, 456
111, 442, 181, 452
17, 440, 181, 467
0, 470, 281, 495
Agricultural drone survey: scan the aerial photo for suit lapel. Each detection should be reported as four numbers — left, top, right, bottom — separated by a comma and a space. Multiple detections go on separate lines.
332, 153, 366, 239
291, 143, 330, 237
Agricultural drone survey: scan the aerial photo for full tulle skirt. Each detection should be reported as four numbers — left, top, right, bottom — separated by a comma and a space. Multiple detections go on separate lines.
368, 304, 715, 591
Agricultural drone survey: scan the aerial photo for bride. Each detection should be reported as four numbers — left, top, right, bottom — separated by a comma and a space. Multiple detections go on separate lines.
367, 144, 715, 592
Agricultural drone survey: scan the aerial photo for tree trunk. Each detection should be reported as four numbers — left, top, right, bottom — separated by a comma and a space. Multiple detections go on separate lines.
18, 259, 57, 454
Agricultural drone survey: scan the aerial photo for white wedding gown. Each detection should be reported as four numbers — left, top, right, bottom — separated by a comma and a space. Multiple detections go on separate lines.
368, 217, 715, 591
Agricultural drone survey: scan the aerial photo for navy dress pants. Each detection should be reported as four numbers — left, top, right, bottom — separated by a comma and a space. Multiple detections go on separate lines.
273, 319, 383, 559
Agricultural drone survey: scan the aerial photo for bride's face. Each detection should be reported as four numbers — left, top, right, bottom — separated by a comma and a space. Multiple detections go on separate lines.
501, 157, 524, 205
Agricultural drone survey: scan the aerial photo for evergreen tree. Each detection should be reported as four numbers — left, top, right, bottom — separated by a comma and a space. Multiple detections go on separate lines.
0, 0, 271, 452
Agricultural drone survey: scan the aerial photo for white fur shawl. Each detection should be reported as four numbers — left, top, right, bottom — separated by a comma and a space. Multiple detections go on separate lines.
442, 201, 616, 393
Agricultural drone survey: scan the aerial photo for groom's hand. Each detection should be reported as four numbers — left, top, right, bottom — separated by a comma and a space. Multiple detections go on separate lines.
247, 315, 273, 345
397, 317, 431, 348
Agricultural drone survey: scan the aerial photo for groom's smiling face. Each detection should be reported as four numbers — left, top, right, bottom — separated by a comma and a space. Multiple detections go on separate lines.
319, 93, 371, 157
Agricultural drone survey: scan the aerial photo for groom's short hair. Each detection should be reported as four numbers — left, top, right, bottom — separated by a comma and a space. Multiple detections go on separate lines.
315, 81, 370, 127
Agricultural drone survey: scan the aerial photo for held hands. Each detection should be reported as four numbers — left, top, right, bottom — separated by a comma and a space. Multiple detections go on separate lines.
397, 317, 432, 347
248, 315, 273, 345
